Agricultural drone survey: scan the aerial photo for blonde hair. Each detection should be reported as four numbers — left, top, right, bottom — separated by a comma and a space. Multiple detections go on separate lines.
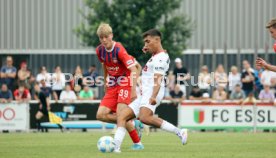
231, 66, 238, 72
266, 18, 276, 29
97, 23, 113, 37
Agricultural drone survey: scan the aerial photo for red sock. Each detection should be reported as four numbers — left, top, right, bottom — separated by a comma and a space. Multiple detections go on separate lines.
129, 129, 140, 143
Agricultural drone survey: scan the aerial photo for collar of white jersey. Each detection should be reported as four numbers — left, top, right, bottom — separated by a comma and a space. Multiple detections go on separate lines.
105, 42, 116, 52
152, 51, 166, 56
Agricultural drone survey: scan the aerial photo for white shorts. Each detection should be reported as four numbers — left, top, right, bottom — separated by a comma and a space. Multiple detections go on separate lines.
129, 87, 165, 117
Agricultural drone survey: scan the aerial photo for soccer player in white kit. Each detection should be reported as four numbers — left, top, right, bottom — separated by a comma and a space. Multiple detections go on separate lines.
113, 29, 188, 153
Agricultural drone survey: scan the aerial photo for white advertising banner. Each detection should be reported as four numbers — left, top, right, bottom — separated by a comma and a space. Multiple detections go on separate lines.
178, 101, 276, 129
0, 103, 29, 131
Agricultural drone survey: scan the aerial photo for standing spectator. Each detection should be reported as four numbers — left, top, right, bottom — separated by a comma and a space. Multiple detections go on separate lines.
0, 56, 17, 90
198, 65, 211, 94
60, 84, 77, 102
254, 64, 264, 96
173, 58, 190, 97
214, 64, 228, 89
169, 84, 185, 105
212, 86, 227, 101
259, 84, 275, 102
189, 86, 202, 100
17, 61, 35, 90
14, 84, 31, 103
83, 65, 99, 99
241, 60, 255, 96
78, 85, 94, 100
230, 84, 246, 101
71, 65, 83, 95
261, 69, 276, 86
0, 83, 13, 103
36, 66, 51, 87
51, 66, 66, 99
228, 66, 241, 94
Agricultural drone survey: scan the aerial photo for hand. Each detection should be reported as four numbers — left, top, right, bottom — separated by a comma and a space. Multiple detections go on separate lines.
149, 97, 157, 105
256, 57, 268, 68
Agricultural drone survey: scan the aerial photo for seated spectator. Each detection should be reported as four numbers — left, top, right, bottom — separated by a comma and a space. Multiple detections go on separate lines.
230, 84, 246, 101
34, 80, 58, 101
189, 86, 202, 100
36, 66, 51, 87
52, 66, 66, 99
71, 65, 83, 95
259, 84, 275, 102
198, 65, 211, 94
169, 84, 185, 105
17, 61, 35, 90
212, 86, 227, 101
83, 65, 99, 99
14, 85, 31, 103
60, 84, 77, 102
78, 85, 94, 100
0, 84, 13, 103
0, 56, 17, 90
228, 66, 241, 94
214, 64, 228, 89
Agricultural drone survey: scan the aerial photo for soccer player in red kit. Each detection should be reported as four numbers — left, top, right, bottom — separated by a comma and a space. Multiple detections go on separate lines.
95, 23, 144, 150
256, 18, 276, 71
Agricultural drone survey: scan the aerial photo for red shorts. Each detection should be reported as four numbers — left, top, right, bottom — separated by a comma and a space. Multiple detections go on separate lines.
100, 85, 131, 112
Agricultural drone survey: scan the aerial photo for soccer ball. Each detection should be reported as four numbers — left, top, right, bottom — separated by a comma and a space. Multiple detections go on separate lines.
97, 136, 115, 153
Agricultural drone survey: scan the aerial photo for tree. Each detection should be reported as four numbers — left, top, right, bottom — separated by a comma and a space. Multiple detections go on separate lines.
75, 0, 193, 64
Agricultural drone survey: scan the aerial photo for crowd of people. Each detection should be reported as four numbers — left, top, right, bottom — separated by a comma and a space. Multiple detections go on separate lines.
165, 57, 276, 105
0, 56, 99, 103
1, 55, 276, 105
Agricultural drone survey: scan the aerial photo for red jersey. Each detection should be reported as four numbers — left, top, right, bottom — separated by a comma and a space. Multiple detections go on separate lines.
274, 42, 276, 52
14, 89, 30, 99
96, 42, 136, 77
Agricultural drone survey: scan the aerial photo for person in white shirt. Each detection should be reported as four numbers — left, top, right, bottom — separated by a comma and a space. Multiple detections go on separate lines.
52, 66, 66, 99
198, 65, 211, 93
36, 66, 51, 87
261, 69, 276, 86
60, 84, 77, 102
228, 66, 241, 94
113, 29, 188, 153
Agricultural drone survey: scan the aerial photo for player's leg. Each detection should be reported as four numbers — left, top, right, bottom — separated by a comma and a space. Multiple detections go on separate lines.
116, 103, 143, 151
96, 106, 117, 123
114, 101, 139, 152
139, 106, 188, 145
35, 111, 44, 132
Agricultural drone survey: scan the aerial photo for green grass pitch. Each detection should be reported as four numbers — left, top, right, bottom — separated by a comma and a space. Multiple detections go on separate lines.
0, 131, 275, 158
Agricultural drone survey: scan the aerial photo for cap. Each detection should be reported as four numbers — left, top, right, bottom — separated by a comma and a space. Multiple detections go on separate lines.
174, 58, 182, 63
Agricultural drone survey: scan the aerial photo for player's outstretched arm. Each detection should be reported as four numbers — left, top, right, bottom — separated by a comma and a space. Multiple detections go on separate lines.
256, 57, 276, 72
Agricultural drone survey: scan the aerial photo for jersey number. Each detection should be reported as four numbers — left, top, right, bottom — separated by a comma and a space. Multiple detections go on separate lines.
119, 89, 129, 98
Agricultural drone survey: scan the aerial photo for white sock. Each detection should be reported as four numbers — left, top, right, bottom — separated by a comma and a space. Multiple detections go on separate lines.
114, 127, 127, 150
160, 120, 180, 134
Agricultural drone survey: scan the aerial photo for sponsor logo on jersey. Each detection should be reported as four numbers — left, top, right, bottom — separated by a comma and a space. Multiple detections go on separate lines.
155, 66, 165, 71
112, 57, 118, 63
106, 66, 119, 71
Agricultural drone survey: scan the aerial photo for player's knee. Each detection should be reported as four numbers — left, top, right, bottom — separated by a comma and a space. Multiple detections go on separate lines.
139, 115, 151, 125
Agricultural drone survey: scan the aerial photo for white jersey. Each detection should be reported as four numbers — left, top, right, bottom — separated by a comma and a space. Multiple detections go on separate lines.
141, 52, 170, 89
129, 52, 170, 117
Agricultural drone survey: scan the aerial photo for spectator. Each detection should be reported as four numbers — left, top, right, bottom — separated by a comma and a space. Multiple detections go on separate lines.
36, 66, 51, 87
34, 80, 58, 101
202, 92, 211, 102
17, 61, 35, 90
228, 66, 241, 94
71, 65, 83, 95
83, 65, 99, 99
259, 84, 275, 102
189, 86, 202, 100
173, 58, 190, 97
52, 66, 66, 99
169, 84, 185, 105
230, 84, 246, 101
14, 84, 31, 103
261, 69, 276, 86
78, 85, 94, 100
198, 65, 211, 94
0, 56, 17, 90
214, 64, 228, 89
212, 86, 227, 101
241, 60, 255, 96
0, 84, 13, 103
254, 64, 264, 96
60, 84, 77, 102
